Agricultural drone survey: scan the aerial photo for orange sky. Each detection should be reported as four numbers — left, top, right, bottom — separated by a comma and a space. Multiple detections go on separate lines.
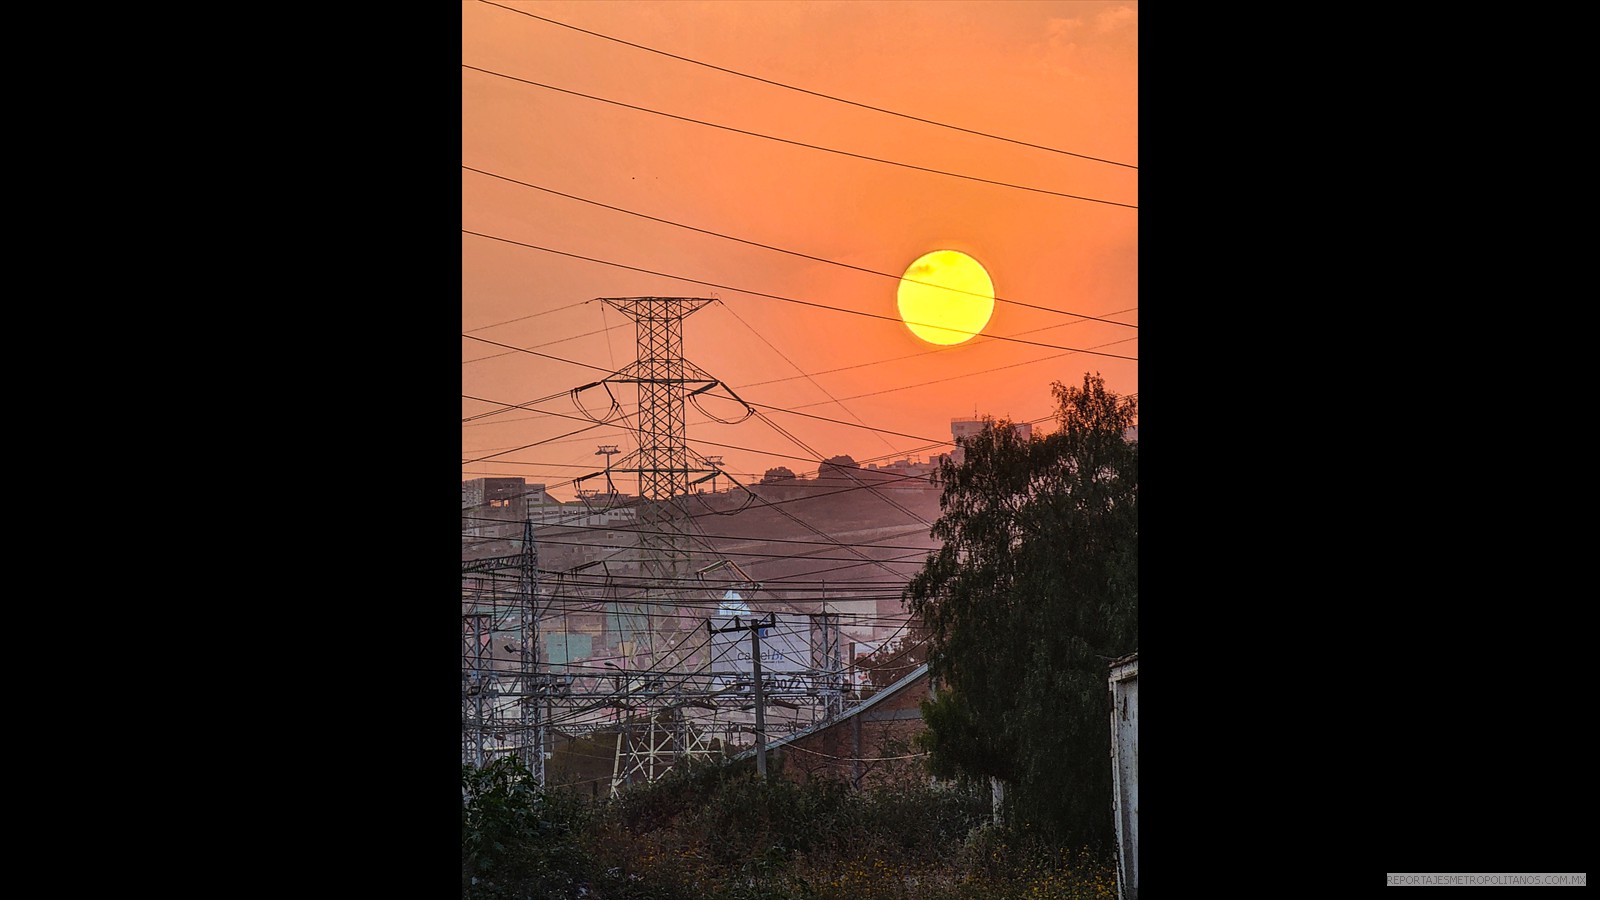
462, 0, 1137, 502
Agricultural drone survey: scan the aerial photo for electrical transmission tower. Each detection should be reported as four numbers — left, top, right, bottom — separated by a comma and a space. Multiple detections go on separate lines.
813, 611, 845, 720
515, 518, 544, 783
591, 298, 749, 669
588, 297, 751, 792
459, 517, 546, 783
462, 612, 491, 767
463, 298, 846, 794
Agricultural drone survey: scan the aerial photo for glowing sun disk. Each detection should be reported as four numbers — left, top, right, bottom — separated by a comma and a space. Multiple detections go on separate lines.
896, 250, 995, 345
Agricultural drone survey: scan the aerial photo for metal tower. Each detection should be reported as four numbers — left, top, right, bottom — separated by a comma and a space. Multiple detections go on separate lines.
459, 517, 545, 783
462, 612, 491, 767
813, 611, 845, 720
593, 297, 747, 791
516, 518, 544, 783
593, 298, 746, 668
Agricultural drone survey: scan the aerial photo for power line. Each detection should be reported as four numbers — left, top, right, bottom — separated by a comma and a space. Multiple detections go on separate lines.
463, 419, 942, 502
682, 477, 912, 582
461, 436, 944, 487
465, 376, 1118, 510
462, 165, 1136, 329
715, 302, 899, 458
458, 230, 1139, 360
495, 429, 931, 587
747, 408, 933, 533
462, 419, 612, 467
600, 387, 952, 452
463, 595, 918, 621
772, 743, 929, 763
465, 311, 1133, 435
464, 298, 592, 333
495, 532, 928, 568
461, 64, 1137, 208
468, 515, 936, 553
479, 2, 1136, 170
463, 370, 1069, 473
742, 400, 940, 445
466, 334, 1132, 442
460, 332, 618, 374
463, 388, 573, 423
463, 586, 920, 611
785, 336, 1137, 412
463, 315, 1103, 431
466, 367, 953, 445
737, 308, 1138, 388
463, 321, 632, 365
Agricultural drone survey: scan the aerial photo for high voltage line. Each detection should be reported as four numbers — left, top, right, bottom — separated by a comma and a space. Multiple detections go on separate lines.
470, 533, 929, 567
462, 165, 1136, 329
461, 64, 1138, 208
458, 234, 1139, 360
465, 515, 935, 552
465, 306, 1135, 433
476, 1, 1136, 170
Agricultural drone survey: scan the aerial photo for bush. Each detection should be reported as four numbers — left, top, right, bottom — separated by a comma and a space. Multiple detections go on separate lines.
460, 758, 1115, 900
461, 755, 594, 898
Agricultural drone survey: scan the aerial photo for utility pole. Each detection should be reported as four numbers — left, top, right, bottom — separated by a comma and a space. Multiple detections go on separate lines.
709, 612, 776, 778
750, 618, 769, 779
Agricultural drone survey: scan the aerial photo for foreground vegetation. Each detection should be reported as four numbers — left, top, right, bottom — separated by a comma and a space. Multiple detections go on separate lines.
464, 755, 1119, 900
908, 373, 1138, 847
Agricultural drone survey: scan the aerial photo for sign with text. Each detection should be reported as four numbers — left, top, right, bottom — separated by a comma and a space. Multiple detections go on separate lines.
708, 614, 810, 675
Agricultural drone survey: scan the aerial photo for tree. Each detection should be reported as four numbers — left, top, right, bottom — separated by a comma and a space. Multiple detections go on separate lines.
854, 619, 931, 694
820, 454, 859, 474
906, 372, 1137, 848
760, 466, 796, 483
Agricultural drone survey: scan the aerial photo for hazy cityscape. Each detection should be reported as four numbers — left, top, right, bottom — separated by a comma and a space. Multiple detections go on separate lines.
461, 416, 1025, 786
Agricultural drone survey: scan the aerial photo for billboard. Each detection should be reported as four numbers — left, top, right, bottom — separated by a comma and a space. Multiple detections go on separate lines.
708, 614, 810, 676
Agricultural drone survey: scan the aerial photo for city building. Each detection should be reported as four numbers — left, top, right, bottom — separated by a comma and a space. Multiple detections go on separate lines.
948, 416, 1033, 465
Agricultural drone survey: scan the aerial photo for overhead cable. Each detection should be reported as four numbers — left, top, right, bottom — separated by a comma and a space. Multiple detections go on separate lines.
478, 2, 1136, 169
461, 64, 1137, 208
459, 229, 1138, 361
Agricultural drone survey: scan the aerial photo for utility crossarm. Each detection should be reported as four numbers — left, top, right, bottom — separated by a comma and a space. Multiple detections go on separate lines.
461, 555, 524, 574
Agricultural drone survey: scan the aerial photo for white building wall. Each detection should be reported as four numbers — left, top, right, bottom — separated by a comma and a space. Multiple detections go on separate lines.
1110, 655, 1138, 900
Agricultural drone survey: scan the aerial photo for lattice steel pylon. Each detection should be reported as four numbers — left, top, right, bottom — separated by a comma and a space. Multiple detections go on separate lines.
516, 518, 544, 784
600, 298, 716, 595
459, 518, 544, 783
462, 612, 491, 767
813, 611, 845, 720
593, 297, 751, 793
595, 298, 748, 667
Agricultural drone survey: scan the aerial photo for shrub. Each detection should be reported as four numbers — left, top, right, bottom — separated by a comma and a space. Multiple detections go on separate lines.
462, 757, 1114, 900
461, 755, 593, 898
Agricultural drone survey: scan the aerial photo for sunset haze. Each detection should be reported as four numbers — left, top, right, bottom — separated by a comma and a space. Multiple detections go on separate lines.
462, 0, 1138, 500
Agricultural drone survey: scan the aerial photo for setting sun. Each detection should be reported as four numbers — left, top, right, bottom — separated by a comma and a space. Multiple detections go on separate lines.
896, 250, 995, 345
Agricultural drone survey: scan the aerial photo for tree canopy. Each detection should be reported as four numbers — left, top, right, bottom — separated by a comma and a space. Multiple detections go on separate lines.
905, 372, 1138, 848
820, 454, 860, 473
